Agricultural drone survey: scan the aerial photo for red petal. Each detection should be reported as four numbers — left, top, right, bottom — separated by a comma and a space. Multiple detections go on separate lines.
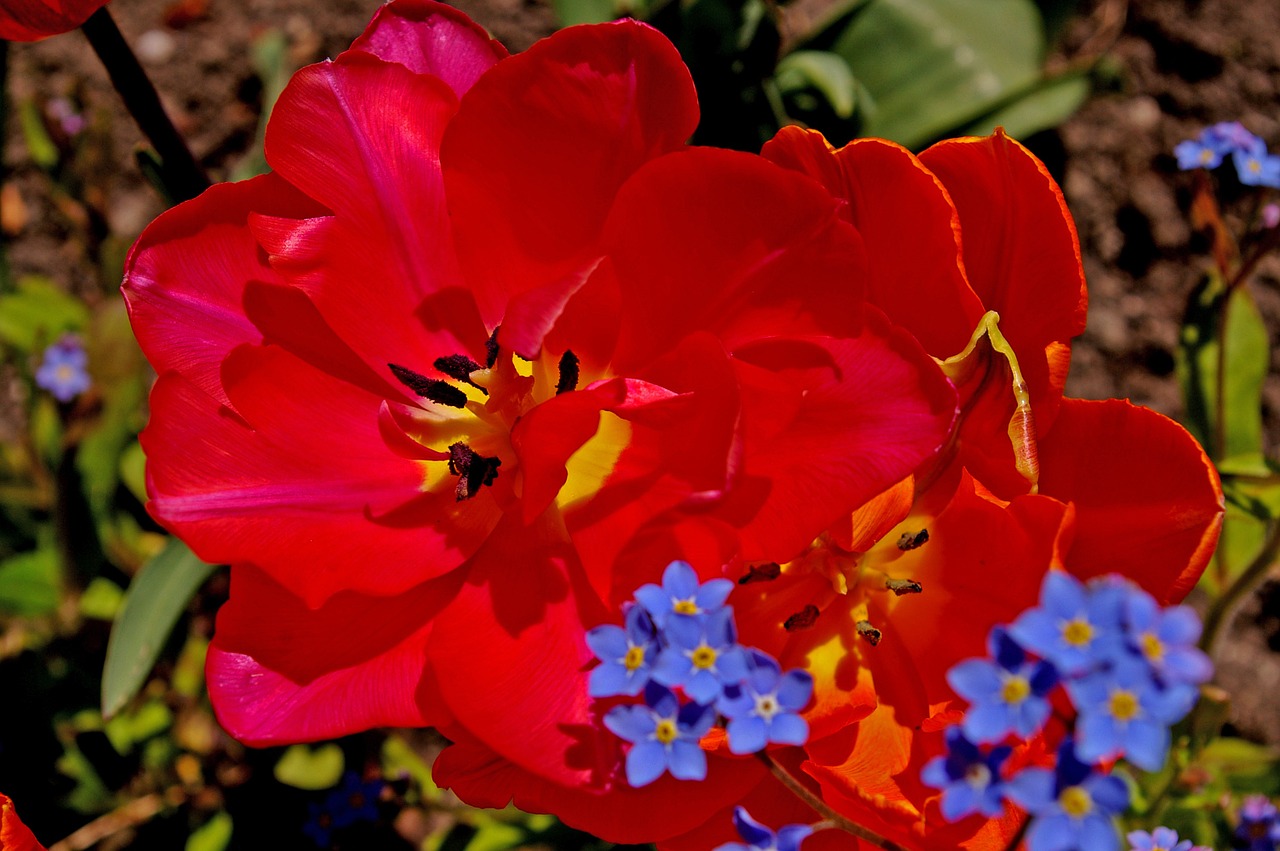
0, 793, 45, 851
724, 316, 958, 562
426, 510, 611, 787
207, 566, 461, 744
1038, 398, 1223, 602
122, 174, 319, 406
143, 345, 497, 607
441, 21, 698, 351
0, 0, 106, 40
348, 0, 507, 96
763, 128, 984, 356
601, 148, 866, 374
260, 55, 487, 373
433, 727, 766, 843
919, 132, 1086, 402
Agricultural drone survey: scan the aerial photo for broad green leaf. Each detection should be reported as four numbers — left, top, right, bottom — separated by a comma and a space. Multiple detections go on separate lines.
382, 734, 440, 800
1199, 737, 1280, 796
186, 812, 233, 851
1178, 275, 1270, 474
104, 699, 173, 753
959, 69, 1091, 141
0, 546, 60, 615
101, 539, 216, 718
274, 743, 345, 790
775, 51, 859, 119
79, 576, 124, 620
465, 821, 524, 851
812, 0, 1045, 148
0, 276, 89, 353
549, 0, 618, 26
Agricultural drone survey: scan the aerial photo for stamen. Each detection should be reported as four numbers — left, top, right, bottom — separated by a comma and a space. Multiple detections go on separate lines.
556, 350, 580, 395
784, 605, 819, 631
485, 326, 500, 368
389, 363, 468, 408
738, 562, 781, 585
896, 529, 929, 551
885, 577, 923, 596
434, 354, 488, 395
447, 441, 501, 501
855, 619, 882, 646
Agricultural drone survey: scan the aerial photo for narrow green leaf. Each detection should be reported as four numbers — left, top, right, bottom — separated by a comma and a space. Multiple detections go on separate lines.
0, 275, 89, 353
18, 100, 59, 169
0, 546, 60, 615
185, 812, 233, 851
274, 743, 345, 790
101, 539, 216, 718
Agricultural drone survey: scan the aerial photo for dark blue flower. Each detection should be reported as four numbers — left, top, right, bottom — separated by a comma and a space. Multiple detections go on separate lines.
35, 336, 90, 402
714, 806, 811, 851
652, 606, 750, 705
304, 801, 334, 847
718, 650, 812, 754
947, 627, 1058, 744
1007, 741, 1129, 851
1009, 572, 1124, 676
587, 604, 660, 698
1236, 795, 1280, 851
1126, 826, 1195, 851
603, 683, 716, 787
635, 560, 734, 645
921, 727, 1012, 821
1068, 657, 1186, 771
324, 772, 383, 828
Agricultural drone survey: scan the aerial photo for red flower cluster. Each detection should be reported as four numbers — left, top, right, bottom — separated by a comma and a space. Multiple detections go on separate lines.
0, 0, 108, 40
123, 3, 1223, 848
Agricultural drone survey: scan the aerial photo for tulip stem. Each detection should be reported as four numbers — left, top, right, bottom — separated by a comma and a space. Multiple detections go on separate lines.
1200, 517, 1280, 655
80, 7, 209, 202
756, 752, 911, 851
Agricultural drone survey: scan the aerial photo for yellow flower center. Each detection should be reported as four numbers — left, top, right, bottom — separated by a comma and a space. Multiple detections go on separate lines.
1059, 786, 1092, 818
690, 645, 717, 670
673, 599, 699, 616
1001, 674, 1031, 705
1061, 618, 1093, 647
1109, 689, 1140, 721
1200, 148, 1214, 163
623, 645, 645, 671
1141, 632, 1164, 662
1250, 159, 1262, 173
654, 719, 678, 745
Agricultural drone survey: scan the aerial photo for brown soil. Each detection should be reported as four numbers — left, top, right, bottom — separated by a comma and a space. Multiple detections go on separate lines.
2, 0, 1277, 746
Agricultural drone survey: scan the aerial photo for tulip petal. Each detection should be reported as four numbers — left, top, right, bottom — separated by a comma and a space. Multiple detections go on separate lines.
1037, 398, 1223, 601
348, 0, 507, 96
442, 20, 699, 352
206, 566, 462, 744
0, 793, 45, 851
143, 345, 497, 607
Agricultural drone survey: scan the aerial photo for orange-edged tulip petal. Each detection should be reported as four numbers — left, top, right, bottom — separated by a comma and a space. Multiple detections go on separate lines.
0, 0, 106, 41
441, 21, 699, 355
122, 174, 320, 407
206, 566, 464, 744
762, 128, 984, 357
602, 148, 866, 374
1038, 398, 1224, 602
0, 793, 44, 851
348, 0, 507, 96
143, 345, 497, 607
432, 724, 767, 844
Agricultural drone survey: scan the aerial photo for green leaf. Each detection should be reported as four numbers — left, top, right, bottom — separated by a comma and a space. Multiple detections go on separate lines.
775, 51, 859, 119
119, 441, 148, 505
464, 821, 524, 851
811, 0, 1046, 148
79, 576, 124, 620
104, 699, 173, 753
0, 276, 89, 353
1199, 737, 1280, 796
185, 812, 233, 851
549, 0, 618, 26
382, 734, 440, 800
274, 743, 345, 790
958, 69, 1091, 141
0, 546, 61, 615
18, 100, 59, 170
101, 539, 216, 718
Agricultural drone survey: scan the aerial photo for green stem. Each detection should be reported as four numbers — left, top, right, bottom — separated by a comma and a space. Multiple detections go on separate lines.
757, 752, 911, 851
1200, 518, 1280, 654
79, 7, 209, 202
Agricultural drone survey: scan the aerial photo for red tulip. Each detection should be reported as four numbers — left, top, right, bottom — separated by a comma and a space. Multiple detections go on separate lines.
0, 793, 46, 851
0, 0, 108, 41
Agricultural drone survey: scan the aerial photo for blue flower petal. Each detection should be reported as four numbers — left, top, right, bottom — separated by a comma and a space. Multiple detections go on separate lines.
727, 715, 768, 754
769, 712, 809, 746
586, 624, 629, 660
668, 739, 708, 781
777, 670, 814, 709
626, 740, 669, 787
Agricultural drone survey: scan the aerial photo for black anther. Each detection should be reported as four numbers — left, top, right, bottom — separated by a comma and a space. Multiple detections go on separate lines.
389, 363, 468, 408
484, 326, 500, 368
435, 354, 485, 383
885, 578, 923, 596
448, 441, 501, 501
896, 529, 929, 551
738, 562, 781, 585
556, 350, 580, 395
783, 604, 819, 631
855, 619, 882, 646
